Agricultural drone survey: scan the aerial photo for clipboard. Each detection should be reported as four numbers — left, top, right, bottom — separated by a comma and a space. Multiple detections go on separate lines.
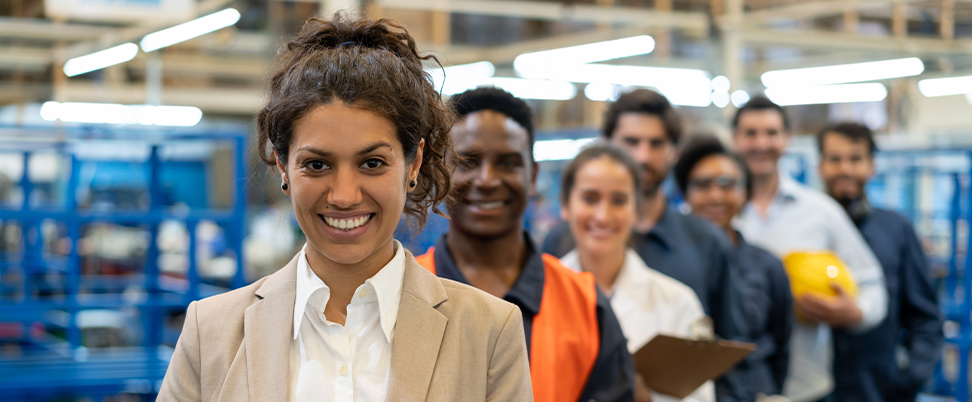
633, 334, 756, 399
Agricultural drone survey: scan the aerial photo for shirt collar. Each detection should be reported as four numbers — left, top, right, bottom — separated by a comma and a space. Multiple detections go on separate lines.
560, 248, 651, 296
433, 233, 545, 315
292, 241, 406, 343
776, 173, 801, 202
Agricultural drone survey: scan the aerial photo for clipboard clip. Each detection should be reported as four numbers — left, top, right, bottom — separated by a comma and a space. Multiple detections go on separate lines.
688, 316, 715, 342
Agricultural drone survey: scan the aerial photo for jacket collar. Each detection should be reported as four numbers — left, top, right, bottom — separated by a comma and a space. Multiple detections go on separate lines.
245, 253, 299, 402
387, 249, 449, 402
241, 249, 450, 402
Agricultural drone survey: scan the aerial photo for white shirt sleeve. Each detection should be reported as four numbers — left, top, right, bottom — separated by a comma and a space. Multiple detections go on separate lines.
825, 201, 887, 332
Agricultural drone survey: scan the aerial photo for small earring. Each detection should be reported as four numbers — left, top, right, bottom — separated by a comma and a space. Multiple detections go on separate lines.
410, 180, 416, 188
281, 182, 289, 191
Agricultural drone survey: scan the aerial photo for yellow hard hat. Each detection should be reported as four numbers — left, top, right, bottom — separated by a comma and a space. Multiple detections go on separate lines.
782, 251, 858, 300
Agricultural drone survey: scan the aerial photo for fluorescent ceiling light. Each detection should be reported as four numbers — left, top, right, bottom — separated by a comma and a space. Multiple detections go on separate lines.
764, 83, 887, 106
40, 102, 203, 126
534, 138, 596, 162
761, 57, 924, 88
476, 78, 577, 101
584, 83, 620, 102
514, 35, 655, 73
427, 61, 496, 94
711, 76, 731, 94
63, 43, 139, 77
711, 92, 730, 108
918, 75, 972, 97
140, 8, 241, 52
519, 64, 711, 106
730, 90, 751, 108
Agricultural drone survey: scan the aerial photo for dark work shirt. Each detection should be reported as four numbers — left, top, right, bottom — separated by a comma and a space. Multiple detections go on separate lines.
543, 206, 752, 400
832, 207, 944, 402
732, 231, 792, 397
432, 234, 636, 402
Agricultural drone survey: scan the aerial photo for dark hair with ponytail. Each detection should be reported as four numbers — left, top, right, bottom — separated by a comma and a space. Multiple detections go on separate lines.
257, 12, 455, 229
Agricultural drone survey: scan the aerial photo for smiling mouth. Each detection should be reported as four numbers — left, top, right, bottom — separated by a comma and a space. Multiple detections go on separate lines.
320, 214, 374, 231
469, 201, 507, 210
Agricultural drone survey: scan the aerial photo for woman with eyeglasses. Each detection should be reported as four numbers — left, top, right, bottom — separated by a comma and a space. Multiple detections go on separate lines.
673, 134, 793, 400
157, 13, 532, 402
558, 143, 714, 402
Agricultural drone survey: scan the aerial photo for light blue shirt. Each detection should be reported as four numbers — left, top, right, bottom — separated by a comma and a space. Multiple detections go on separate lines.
736, 174, 887, 402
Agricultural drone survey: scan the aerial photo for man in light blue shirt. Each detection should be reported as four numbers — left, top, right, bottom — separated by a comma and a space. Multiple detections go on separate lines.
731, 96, 887, 402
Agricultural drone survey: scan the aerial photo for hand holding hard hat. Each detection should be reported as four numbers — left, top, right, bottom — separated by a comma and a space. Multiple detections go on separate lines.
783, 251, 863, 327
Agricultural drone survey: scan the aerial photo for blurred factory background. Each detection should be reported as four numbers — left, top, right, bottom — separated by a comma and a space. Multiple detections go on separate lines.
3, 0, 972, 400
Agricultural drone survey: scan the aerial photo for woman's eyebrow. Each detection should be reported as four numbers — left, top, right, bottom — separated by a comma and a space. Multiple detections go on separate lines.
294, 141, 394, 158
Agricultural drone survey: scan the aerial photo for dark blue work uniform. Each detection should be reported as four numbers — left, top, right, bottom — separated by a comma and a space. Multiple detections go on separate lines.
543, 206, 753, 400
733, 231, 793, 397
431, 233, 636, 402
832, 203, 944, 402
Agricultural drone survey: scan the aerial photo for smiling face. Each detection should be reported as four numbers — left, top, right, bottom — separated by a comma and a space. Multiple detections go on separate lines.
448, 110, 536, 240
562, 156, 637, 259
819, 132, 874, 205
609, 113, 676, 196
684, 154, 747, 231
732, 109, 789, 180
277, 102, 422, 271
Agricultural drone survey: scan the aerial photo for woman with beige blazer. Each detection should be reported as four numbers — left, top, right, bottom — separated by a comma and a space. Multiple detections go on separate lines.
157, 13, 533, 402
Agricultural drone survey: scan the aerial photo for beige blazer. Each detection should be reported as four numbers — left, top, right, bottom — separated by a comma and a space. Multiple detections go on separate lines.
157, 249, 533, 402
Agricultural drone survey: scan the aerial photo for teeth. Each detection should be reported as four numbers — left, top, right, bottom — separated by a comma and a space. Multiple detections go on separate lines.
323, 215, 372, 231
475, 201, 504, 210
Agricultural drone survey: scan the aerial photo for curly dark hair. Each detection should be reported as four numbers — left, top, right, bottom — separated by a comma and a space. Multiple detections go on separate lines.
449, 87, 535, 160
256, 13, 455, 229
602, 89, 682, 144
673, 134, 753, 200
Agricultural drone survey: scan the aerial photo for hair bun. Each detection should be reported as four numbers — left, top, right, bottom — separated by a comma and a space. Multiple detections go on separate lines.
285, 12, 422, 68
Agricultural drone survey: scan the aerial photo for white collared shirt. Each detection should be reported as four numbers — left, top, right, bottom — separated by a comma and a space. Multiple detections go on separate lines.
288, 241, 406, 402
736, 174, 887, 402
561, 248, 715, 402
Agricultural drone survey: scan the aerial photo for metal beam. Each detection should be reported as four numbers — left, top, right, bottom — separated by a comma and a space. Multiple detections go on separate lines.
376, 0, 709, 32
740, 28, 972, 54
56, 0, 237, 61
739, 0, 925, 25
0, 17, 116, 41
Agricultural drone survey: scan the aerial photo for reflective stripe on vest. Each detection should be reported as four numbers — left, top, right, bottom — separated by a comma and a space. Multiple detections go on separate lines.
415, 247, 600, 402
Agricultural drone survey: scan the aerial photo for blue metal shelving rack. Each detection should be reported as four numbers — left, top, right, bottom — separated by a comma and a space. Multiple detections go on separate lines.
866, 149, 971, 400
0, 125, 248, 400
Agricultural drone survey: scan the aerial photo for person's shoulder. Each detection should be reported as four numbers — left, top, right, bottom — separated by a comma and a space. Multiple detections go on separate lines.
670, 209, 732, 249
671, 209, 723, 237
643, 265, 704, 311
870, 207, 912, 229
193, 274, 273, 318
436, 277, 520, 325
787, 180, 847, 215
741, 241, 784, 269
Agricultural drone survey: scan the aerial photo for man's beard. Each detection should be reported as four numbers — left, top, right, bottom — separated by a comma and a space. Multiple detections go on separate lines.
638, 163, 666, 197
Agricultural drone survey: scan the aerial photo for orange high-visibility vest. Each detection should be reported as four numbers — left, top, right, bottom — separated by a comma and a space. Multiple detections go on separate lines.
415, 248, 600, 402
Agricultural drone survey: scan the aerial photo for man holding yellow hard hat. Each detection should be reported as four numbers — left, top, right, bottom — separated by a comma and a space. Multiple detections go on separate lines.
731, 96, 887, 402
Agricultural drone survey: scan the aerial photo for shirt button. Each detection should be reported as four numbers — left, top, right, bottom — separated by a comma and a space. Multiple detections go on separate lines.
359, 289, 367, 298
339, 366, 348, 375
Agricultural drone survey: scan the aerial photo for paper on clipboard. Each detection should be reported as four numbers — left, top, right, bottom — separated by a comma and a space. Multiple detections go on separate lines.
633, 334, 756, 399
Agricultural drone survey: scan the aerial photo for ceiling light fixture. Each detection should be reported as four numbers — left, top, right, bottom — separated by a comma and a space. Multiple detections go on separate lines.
764, 83, 888, 106
513, 35, 655, 74
63, 43, 139, 77
140, 8, 242, 52
761, 57, 924, 88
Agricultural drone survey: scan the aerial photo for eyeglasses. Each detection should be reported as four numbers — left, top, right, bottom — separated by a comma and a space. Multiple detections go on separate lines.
687, 176, 745, 192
